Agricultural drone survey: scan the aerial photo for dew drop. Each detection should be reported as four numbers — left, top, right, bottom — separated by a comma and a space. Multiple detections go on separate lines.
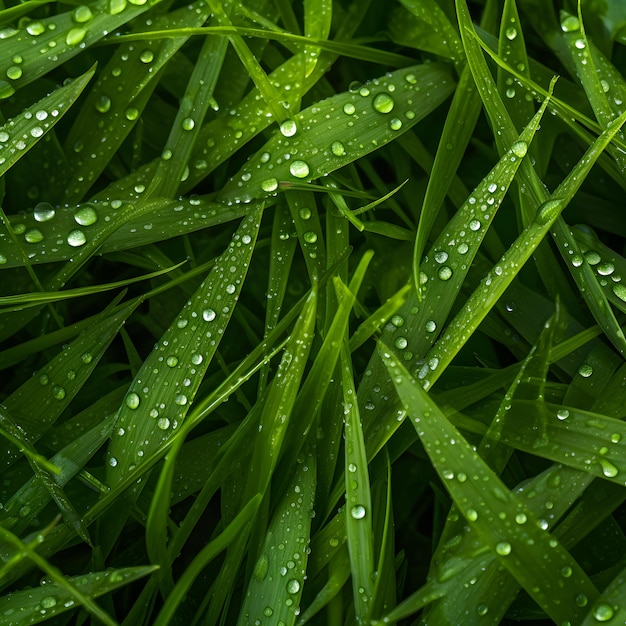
286, 579, 300, 594
279, 119, 297, 137
495, 542, 512, 556
26, 21, 46, 36
95, 95, 112, 113
74, 206, 98, 226
438, 266, 452, 280
343, 102, 356, 115
599, 459, 619, 478
511, 141, 528, 157
203, 308, 216, 322
24, 228, 44, 243
592, 603, 615, 622
289, 160, 310, 178
613, 284, 626, 303
109, 456, 118, 467
67, 229, 87, 247
157, 417, 170, 430
515, 513, 527, 524
425, 320, 437, 333
394, 337, 408, 350
52, 385, 66, 400
125, 392, 140, 409
298, 207, 311, 220
108, 0, 126, 13
556, 409, 570, 420
561, 13, 580, 32
303, 231, 317, 243
191, 354, 203, 365
6, 66, 22, 80
261, 178, 278, 192
389, 118, 402, 131
40, 596, 57, 609
175, 393, 188, 406
140, 49, 154, 63
372, 92, 395, 114
505, 27, 517, 40
182, 117, 195, 131
66, 28, 87, 46
166, 356, 178, 367
350, 505, 366, 519
578, 364, 593, 378
466, 508, 478, 521
331, 140, 345, 156
469, 219, 481, 231
125, 107, 139, 121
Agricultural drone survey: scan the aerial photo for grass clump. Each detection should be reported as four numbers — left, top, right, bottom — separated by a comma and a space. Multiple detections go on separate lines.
2, 0, 626, 624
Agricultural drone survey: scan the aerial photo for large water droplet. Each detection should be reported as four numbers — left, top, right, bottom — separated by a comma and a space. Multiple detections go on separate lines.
125, 392, 140, 409
66, 28, 87, 46
67, 229, 87, 247
289, 160, 310, 178
599, 459, 619, 478
372, 92, 395, 114
350, 505, 366, 519
279, 119, 297, 137
261, 178, 278, 192
505, 26, 517, 40
343, 102, 356, 115
203, 309, 216, 322
286, 579, 300, 594
24, 228, 44, 243
95, 95, 112, 113
511, 141, 528, 157
331, 140, 345, 156
72, 6, 93, 22
560, 13, 580, 32
495, 542, 512, 556
592, 603, 615, 621
74, 206, 98, 226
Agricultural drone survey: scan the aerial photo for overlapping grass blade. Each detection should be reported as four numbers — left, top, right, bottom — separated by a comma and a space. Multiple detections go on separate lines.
381, 346, 600, 624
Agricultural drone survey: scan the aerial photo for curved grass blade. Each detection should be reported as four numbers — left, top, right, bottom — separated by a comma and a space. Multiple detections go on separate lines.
152, 494, 262, 626
0, 560, 155, 626
381, 346, 600, 625
106, 204, 263, 485
237, 449, 316, 626
0, 196, 246, 269
341, 346, 374, 623
216, 63, 455, 205
0, 66, 94, 179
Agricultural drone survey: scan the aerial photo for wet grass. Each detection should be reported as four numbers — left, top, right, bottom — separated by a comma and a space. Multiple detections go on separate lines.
1, 0, 626, 624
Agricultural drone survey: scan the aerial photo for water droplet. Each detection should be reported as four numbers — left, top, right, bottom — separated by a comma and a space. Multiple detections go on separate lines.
394, 337, 408, 350
261, 178, 278, 192
298, 207, 311, 220
95, 95, 111, 113
389, 118, 402, 131
584, 250, 601, 265
182, 117, 195, 131
24, 228, 43, 243
331, 140, 345, 156
33, 202, 55, 222
511, 141, 528, 157
438, 266, 452, 280
108, 0, 126, 13
286, 579, 300, 594
203, 309, 216, 322
41, 596, 57, 609
476, 604, 489, 616
125, 392, 140, 409
495, 542, 512, 556
280, 119, 297, 137
263, 607, 273, 617
26, 21, 46, 36
515, 513, 527, 524
73, 5, 93, 22
505, 27, 517, 40
372, 92, 395, 114
6, 66, 22, 80
578, 364, 593, 378
175, 393, 188, 406
592, 603, 615, 621
191, 354, 203, 365
469, 219, 481, 231
289, 160, 310, 178
30, 126, 43, 138
140, 49, 154, 63
166, 356, 178, 367
425, 320, 437, 333
67, 229, 87, 247
157, 417, 170, 430
74, 206, 98, 226
52, 385, 66, 400
557, 409, 570, 420
303, 231, 317, 243
66, 28, 87, 46
561, 13, 580, 32
599, 459, 618, 478
574, 38, 586, 49
561, 566, 572, 578
343, 102, 356, 115
466, 508, 478, 521
109, 456, 118, 467
125, 107, 139, 121
350, 505, 366, 519
613, 284, 626, 302
39, 374, 49, 385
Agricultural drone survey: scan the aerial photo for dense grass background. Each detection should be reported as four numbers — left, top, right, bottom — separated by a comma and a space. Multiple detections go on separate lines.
2, 0, 626, 624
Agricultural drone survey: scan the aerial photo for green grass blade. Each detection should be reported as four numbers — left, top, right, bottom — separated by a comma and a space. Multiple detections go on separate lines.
381, 345, 599, 625
341, 345, 375, 622
237, 449, 316, 626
